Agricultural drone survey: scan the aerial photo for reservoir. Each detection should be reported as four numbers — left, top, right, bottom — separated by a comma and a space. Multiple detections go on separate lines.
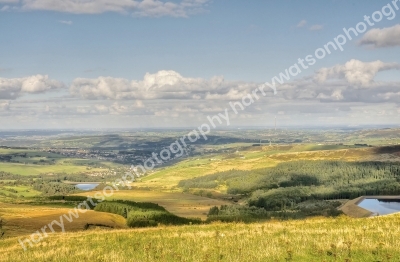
75, 183, 99, 191
357, 198, 400, 215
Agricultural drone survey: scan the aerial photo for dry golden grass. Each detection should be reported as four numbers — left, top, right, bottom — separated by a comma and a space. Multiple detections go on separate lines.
268, 148, 370, 162
74, 190, 230, 220
0, 202, 126, 238
2, 214, 400, 261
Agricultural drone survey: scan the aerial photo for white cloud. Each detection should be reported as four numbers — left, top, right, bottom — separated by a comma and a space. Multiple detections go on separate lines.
8, 0, 210, 17
69, 62, 400, 108
70, 70, 257, 101
314, 59, 400, 87
59, 20, 72, 25
0, 74, 64, 99
359, 24, 400, 48
309, 24, 323, 31
296, 20, 306, 28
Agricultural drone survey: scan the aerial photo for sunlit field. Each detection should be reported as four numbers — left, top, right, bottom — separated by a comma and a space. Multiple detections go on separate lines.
1, 214, 400, 261
0, 202, 126, 238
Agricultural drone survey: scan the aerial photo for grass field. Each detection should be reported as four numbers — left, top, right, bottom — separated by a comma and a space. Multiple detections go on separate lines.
1, 214, 400, 261
0, 162, 107, 176
0, 202, 126, 238
0, 186, 41, 198
75, 190, 230, 220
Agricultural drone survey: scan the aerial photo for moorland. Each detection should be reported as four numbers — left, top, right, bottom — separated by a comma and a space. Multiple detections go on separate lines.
1, 127, 400, 261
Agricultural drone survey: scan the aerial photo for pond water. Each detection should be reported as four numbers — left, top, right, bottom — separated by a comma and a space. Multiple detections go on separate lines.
357, 198, 400, 215
75, 183, 99, 191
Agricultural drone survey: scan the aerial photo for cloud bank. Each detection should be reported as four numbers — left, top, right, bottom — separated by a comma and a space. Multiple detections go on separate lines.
1, 60, 400, 128
70, 70, 257, 101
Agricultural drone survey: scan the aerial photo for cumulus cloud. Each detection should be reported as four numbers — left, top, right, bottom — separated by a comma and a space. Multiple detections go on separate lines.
359, 24, 400, 48
4, 0, 210, 17
0, 74, 64, 99
70, 70, 259, 101
314, 59, 400, 87
69, 61, 400, 109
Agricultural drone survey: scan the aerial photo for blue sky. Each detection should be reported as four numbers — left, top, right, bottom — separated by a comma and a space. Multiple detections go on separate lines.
0, 0, 400, 129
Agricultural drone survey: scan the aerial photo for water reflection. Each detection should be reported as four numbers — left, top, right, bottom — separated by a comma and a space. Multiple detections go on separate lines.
358, 198, 400, 215
75, 183, 99, 191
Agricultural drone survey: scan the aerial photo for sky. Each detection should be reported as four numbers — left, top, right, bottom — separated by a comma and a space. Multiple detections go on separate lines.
0, 0, 400, 129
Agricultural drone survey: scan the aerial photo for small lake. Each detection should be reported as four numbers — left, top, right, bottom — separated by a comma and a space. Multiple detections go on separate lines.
75, 183, 99, 191
358, 198, 400, 215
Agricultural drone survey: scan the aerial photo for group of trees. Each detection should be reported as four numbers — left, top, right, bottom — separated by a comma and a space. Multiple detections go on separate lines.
244, 161, 400, 210
180, 161, 400, 197
95, 200, 201, 228
33, 181, 78, 195
207, 201, 342, 222
0, 170, 106, 196
179, 161, 400, 220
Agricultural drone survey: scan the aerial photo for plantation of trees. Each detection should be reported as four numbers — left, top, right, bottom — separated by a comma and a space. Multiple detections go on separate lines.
179, 161, 400, 218
207, 200, 342, 222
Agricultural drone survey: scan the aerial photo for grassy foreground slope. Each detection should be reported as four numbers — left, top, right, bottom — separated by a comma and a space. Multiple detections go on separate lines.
1, 214, 400, 261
